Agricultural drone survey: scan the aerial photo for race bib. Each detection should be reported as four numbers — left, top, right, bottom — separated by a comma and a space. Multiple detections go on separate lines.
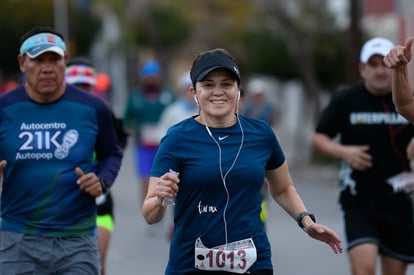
140, 124, 160, 145
194, 237, 257, 274
387, 172, 414, 193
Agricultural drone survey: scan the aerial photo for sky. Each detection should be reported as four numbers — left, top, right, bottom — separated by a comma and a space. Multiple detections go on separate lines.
327, 0, 349, 28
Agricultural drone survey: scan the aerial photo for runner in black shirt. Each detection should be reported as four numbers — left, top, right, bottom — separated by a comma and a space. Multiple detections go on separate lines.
313, 37, 414, 275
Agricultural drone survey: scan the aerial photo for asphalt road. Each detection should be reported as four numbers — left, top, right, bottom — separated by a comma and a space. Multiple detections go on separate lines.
106, 140, 414, 275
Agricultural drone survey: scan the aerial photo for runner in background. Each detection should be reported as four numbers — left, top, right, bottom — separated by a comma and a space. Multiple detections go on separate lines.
242, 78, 279, 229
155, 70, 198, 239
123, 59, 175, 208
66, 56, 128, 275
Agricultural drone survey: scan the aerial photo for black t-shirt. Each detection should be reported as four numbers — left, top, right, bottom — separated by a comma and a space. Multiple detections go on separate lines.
315, 83, 414, 195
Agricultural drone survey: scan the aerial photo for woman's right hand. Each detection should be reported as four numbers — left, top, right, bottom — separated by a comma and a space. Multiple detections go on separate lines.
155, 170, 180, 204
142, 171, 180, 224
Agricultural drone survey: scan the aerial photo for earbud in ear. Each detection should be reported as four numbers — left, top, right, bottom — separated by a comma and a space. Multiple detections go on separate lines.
194, 95, 199, 105
237, 91, 240, 101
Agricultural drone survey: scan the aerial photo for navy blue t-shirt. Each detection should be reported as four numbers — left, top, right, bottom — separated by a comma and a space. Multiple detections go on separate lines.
0, 84, 122, 236
151, 115, 285, 274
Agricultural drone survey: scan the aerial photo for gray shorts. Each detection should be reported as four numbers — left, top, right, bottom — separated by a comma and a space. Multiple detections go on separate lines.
0, 230, 100, 275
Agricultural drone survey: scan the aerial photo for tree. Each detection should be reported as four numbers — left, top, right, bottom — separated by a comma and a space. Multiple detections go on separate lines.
0, 0, 55, 77
253, 0, 347, 117
0, 0, 101, 77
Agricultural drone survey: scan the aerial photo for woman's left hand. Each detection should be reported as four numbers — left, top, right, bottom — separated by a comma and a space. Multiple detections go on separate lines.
305, 223, 343, 254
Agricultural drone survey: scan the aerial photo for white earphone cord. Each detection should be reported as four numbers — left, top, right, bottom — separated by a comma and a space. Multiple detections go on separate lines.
203, 114, 244, 246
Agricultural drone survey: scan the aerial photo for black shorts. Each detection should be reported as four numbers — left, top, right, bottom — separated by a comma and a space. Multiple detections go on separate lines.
340, 188, 414, 262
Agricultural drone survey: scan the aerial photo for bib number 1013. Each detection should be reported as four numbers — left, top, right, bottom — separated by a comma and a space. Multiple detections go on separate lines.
194, 237, 257, 274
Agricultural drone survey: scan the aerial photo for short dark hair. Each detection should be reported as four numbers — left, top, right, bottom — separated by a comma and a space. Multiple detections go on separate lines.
20, 26, 64, 47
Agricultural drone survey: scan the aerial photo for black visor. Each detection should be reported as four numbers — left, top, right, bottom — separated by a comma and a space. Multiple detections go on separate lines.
190, 52, 240, 86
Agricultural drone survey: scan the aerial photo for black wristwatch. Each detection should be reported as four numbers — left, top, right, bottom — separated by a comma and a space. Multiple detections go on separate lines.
99, 178, 109, 195
296, 211, 316, 231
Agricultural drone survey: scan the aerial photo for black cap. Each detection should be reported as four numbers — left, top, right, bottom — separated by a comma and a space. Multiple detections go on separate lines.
190, 51, 241, 86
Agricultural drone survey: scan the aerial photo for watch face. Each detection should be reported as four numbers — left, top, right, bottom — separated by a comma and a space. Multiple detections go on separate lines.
296, 212, 315, 228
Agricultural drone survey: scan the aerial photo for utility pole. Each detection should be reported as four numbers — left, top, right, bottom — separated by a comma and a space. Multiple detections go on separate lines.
346, 0, 362, 85
54, 0, 69, 40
